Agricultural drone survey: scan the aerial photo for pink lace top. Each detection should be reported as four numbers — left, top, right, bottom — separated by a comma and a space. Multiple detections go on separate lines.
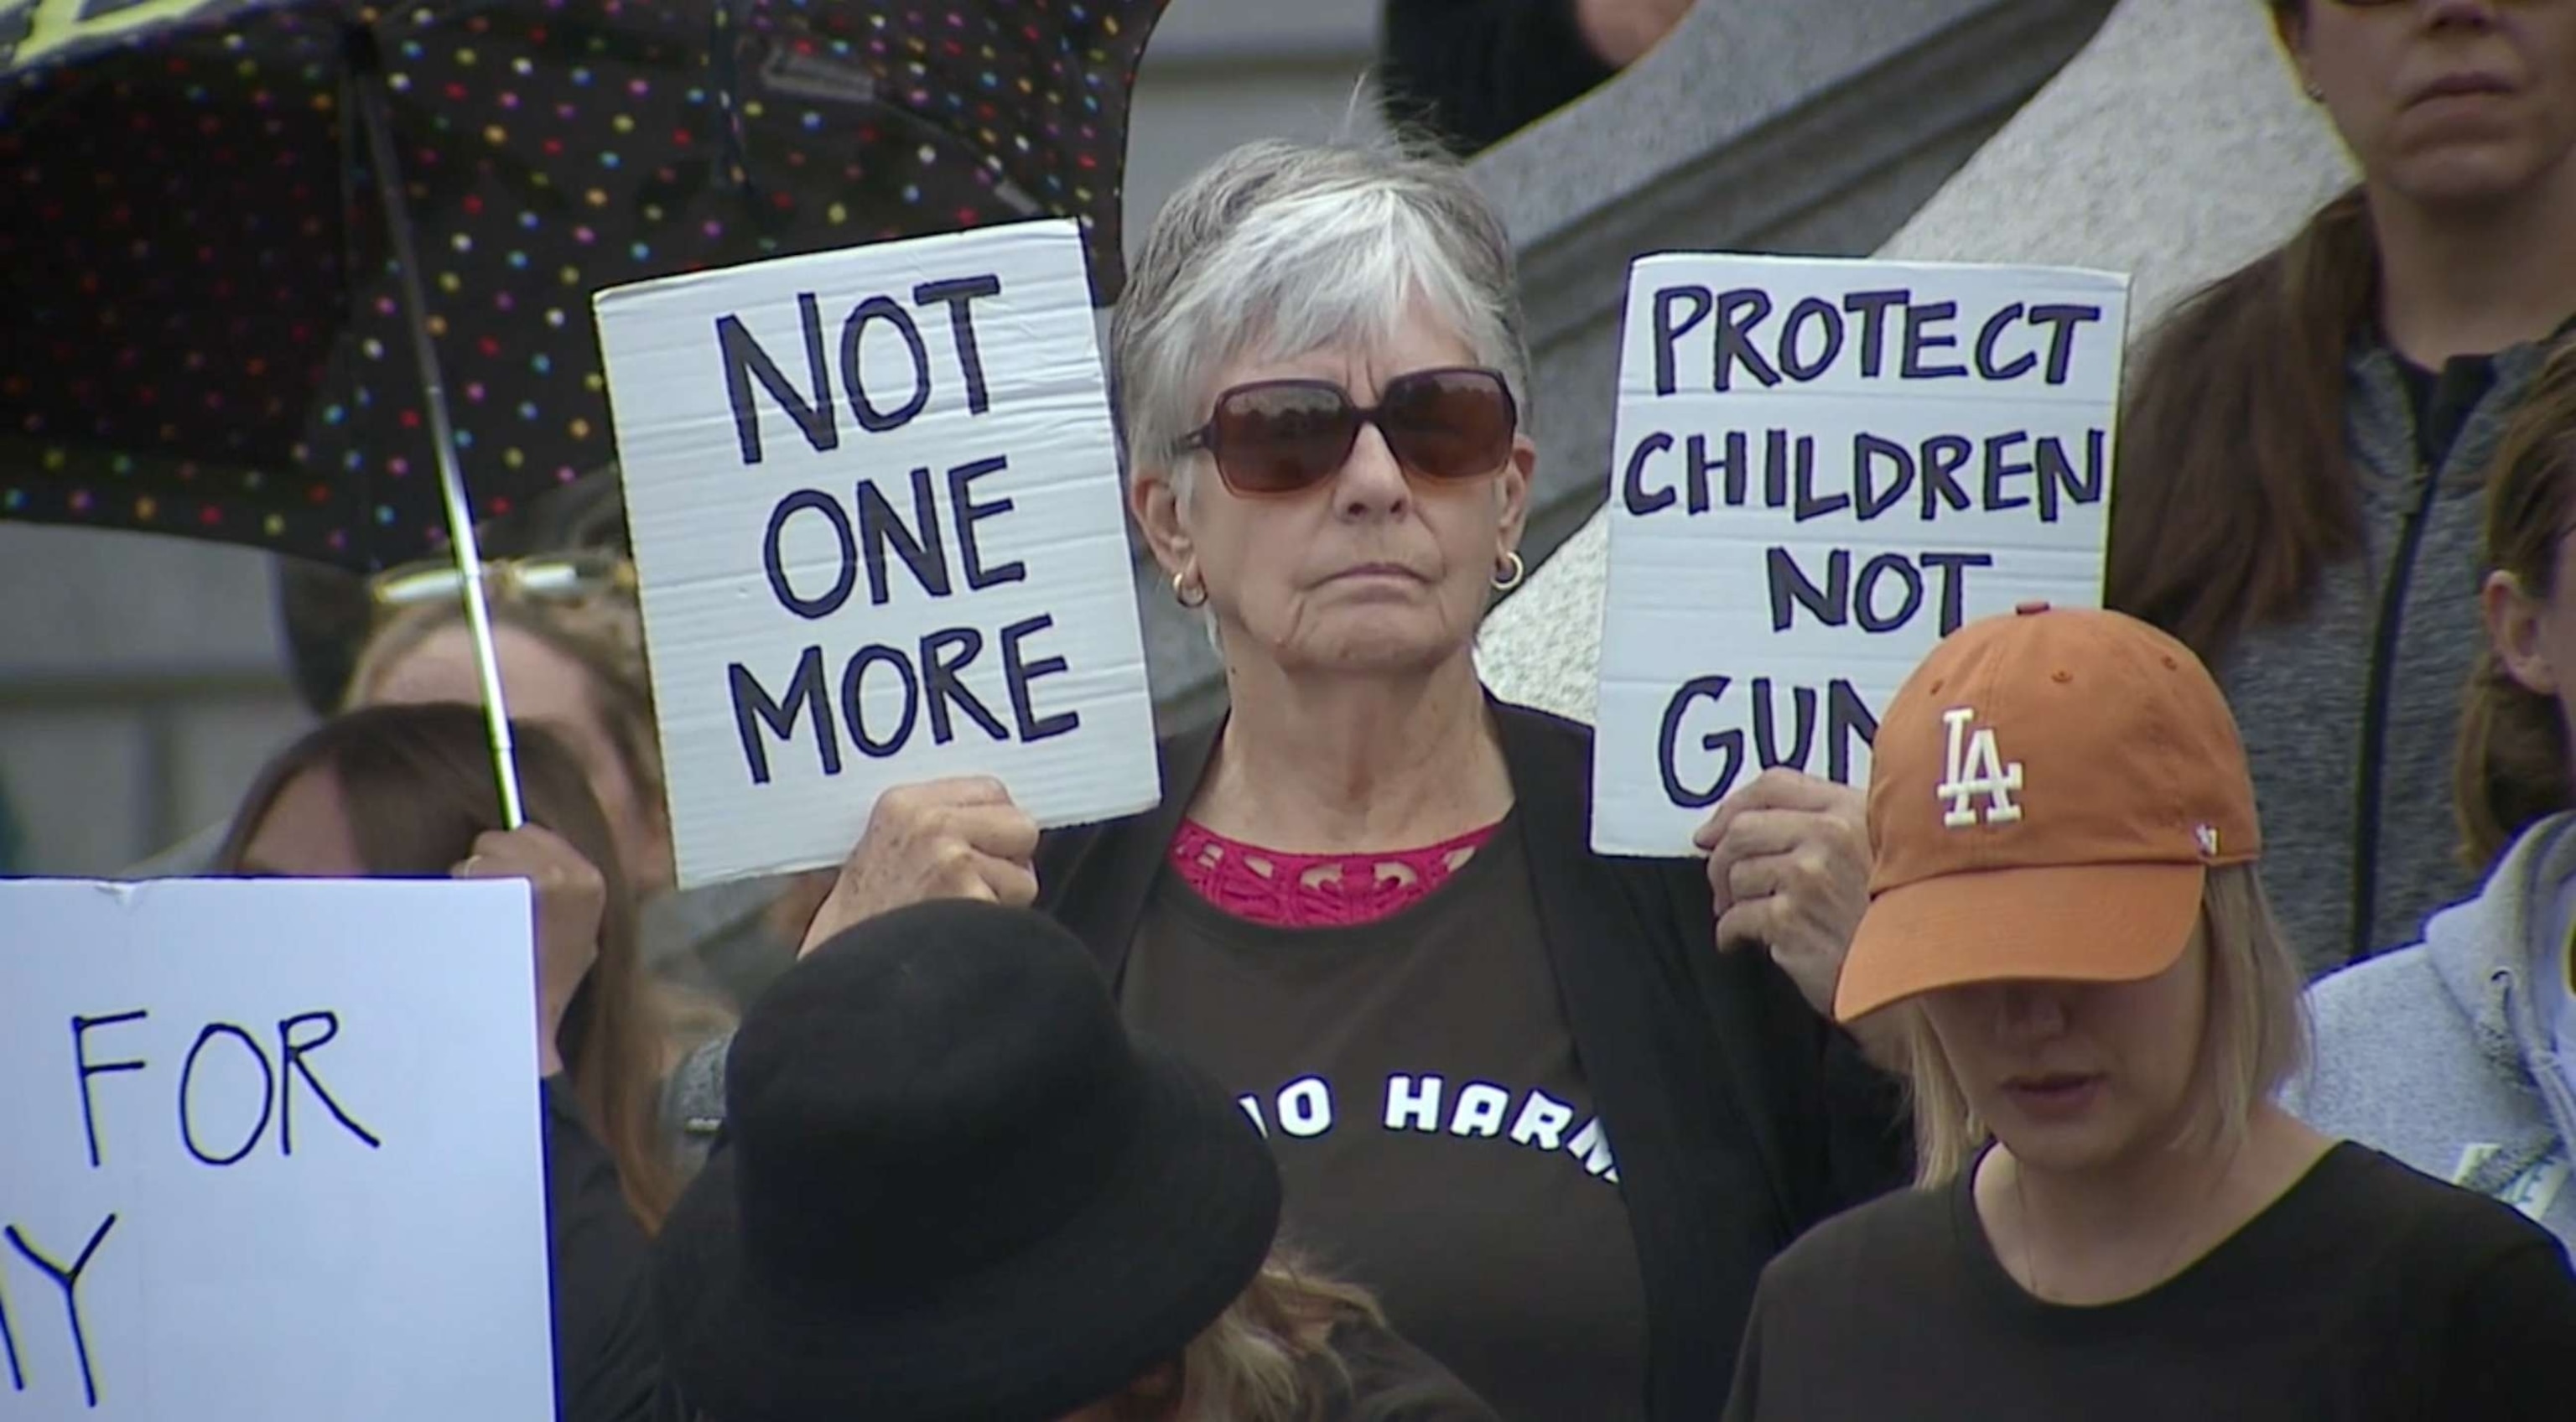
1168, 818, 1504, 927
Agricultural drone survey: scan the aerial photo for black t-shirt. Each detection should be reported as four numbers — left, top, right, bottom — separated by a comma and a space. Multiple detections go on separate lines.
1120, 816, 1650, 1422
1724, 1142, 2576, 1421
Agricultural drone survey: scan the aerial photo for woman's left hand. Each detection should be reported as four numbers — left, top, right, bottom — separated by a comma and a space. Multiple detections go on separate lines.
1693, 769, 1869, 1020
455, 825, 605, 1078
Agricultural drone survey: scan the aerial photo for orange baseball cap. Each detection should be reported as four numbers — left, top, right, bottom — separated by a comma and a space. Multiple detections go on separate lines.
1832, 603, 2263, 1023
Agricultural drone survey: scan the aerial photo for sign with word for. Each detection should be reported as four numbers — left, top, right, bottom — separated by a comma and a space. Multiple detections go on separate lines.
595, 220, 1161, 888
1593, 254, 2129, 855
0, 879, 553, 1420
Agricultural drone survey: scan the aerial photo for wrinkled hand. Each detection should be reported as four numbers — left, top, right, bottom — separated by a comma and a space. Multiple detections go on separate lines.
799, 777, 1040, 958
455, 825, 604, 1077
1693, 768, 1870, 1020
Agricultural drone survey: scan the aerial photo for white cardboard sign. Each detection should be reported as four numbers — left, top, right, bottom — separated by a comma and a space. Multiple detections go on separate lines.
1593, 255, 2131, 855
0, 879, 554, 1421
595, 220, 1161, 888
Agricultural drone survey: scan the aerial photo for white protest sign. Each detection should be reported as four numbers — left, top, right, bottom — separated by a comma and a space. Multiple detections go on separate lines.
0, 879, 553, 1421
1592, 255, 2131, 855
595, 219, 1161, 888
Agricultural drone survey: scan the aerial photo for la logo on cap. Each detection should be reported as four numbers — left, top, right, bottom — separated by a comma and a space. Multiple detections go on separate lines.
1937, 706, 2023, 828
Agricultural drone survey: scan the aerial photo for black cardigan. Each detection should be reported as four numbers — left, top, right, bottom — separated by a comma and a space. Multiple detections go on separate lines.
1036, 700, 1909, 1419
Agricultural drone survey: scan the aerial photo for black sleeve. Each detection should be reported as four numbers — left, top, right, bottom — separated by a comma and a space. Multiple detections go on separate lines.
1377, 0, 1623, 156
2435, 1238, 2576, 1418
1718, 1275, 1768, 1421
544, 1077, 664, 1422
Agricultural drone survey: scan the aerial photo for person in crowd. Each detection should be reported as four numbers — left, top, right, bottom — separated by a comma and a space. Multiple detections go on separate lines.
127, 468, 817, 1021
2107, 0, 2576, 973
345, 596, 782, 1159
1379, 0, 1697, 156
2288, 345, 2576, 1247
1721, 604, 2576, 1421
215, 703, 670, 1422
678, 137, 1906, 1421
653, 899, 1497, 1422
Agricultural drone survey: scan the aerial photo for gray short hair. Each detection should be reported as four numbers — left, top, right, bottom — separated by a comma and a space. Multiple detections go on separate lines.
1110, 137, 1530, 490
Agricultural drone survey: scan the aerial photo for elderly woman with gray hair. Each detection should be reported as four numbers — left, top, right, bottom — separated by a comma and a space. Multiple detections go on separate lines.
694, 138, 1905, 1421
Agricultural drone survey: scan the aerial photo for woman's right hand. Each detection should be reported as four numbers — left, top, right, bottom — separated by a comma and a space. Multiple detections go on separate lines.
798, 776, 1041, 957
454, 824, 605, 1078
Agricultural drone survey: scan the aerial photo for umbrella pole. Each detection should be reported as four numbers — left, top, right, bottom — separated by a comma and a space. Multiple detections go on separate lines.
351, 60, 526, 828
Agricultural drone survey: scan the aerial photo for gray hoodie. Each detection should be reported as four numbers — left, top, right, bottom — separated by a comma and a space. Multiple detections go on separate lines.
2219, 333, 2568, 978
2285, 812, 2576, 1250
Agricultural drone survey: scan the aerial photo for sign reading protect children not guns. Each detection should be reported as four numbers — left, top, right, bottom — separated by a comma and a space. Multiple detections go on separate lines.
1592, 255, 2131, 855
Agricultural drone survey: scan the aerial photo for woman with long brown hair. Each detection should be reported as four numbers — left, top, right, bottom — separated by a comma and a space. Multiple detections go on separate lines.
2109, 0, 2576, 973
218, 702, 673, 1422
2290, 344, 2576, 1248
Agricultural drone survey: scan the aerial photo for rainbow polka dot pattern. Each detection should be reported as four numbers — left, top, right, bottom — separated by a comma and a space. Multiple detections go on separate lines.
0, 0, 1167, 569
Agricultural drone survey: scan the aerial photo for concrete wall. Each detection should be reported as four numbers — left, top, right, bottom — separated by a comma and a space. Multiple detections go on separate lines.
1474, 0, 2360, 720
0, 0, 1383, 876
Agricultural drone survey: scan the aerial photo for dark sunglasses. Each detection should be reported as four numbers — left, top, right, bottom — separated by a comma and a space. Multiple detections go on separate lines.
1175, 366, 1519, 498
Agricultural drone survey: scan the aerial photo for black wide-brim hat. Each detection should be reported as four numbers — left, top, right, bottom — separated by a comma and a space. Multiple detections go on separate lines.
654, 902, 1283, 1422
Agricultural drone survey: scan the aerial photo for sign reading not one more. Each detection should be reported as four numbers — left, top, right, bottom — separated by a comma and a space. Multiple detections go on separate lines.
594, 220, 1161, 889
1592, 254, 2131, 856
0, 879, 553, 1421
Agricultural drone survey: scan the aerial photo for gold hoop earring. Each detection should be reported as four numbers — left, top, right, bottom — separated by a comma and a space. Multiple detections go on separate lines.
1173, 572, 1208, 609
1491, 550, 1525, 593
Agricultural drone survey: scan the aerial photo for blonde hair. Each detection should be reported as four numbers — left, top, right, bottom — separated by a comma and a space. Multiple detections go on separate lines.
1898, 864, 2311, 1187
345, 598, 667, 843
1107, 1249, 1387, 1422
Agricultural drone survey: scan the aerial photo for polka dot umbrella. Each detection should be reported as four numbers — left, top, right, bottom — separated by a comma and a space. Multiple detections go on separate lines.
0, 0, 1168, 570
0, 0, 1170, 819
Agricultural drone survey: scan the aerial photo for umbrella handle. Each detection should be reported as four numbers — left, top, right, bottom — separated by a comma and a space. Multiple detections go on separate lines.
346, 30, 527, 829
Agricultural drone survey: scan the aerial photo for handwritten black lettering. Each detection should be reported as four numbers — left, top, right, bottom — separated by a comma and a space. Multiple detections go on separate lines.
1659, 676, 1878, 805
855, 465, 953, 605
1973, 302, 2033, 381
70, 1012, 147, 1170
719, 294, 838, 465
3, 1217, 116, 1409
277, 1012, 382, 1156
1842, 289, 1908, 378
178, 1024, 272, 1168
1001, 615, 1081, 743
920, 628, 1008, 745
1711, 288, 1779, 392
762, 489, 859, 620
1658, 676, 1737, 810
839, 644, 921, 759
2038, 428, 2106, 521
1901, 300, 1966, 380
1768, 547, 1847, 632
1650, 285, 1713, 397
730, 646, 841, 784
911, 275, 1001, 414
839, 296, 932, 433
1919, 434, 1975, 519
1779, 297, 1846, 381
948, 456, 1027, 591
2027, 304, 2106, 385
1622, 432, 1676, 516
